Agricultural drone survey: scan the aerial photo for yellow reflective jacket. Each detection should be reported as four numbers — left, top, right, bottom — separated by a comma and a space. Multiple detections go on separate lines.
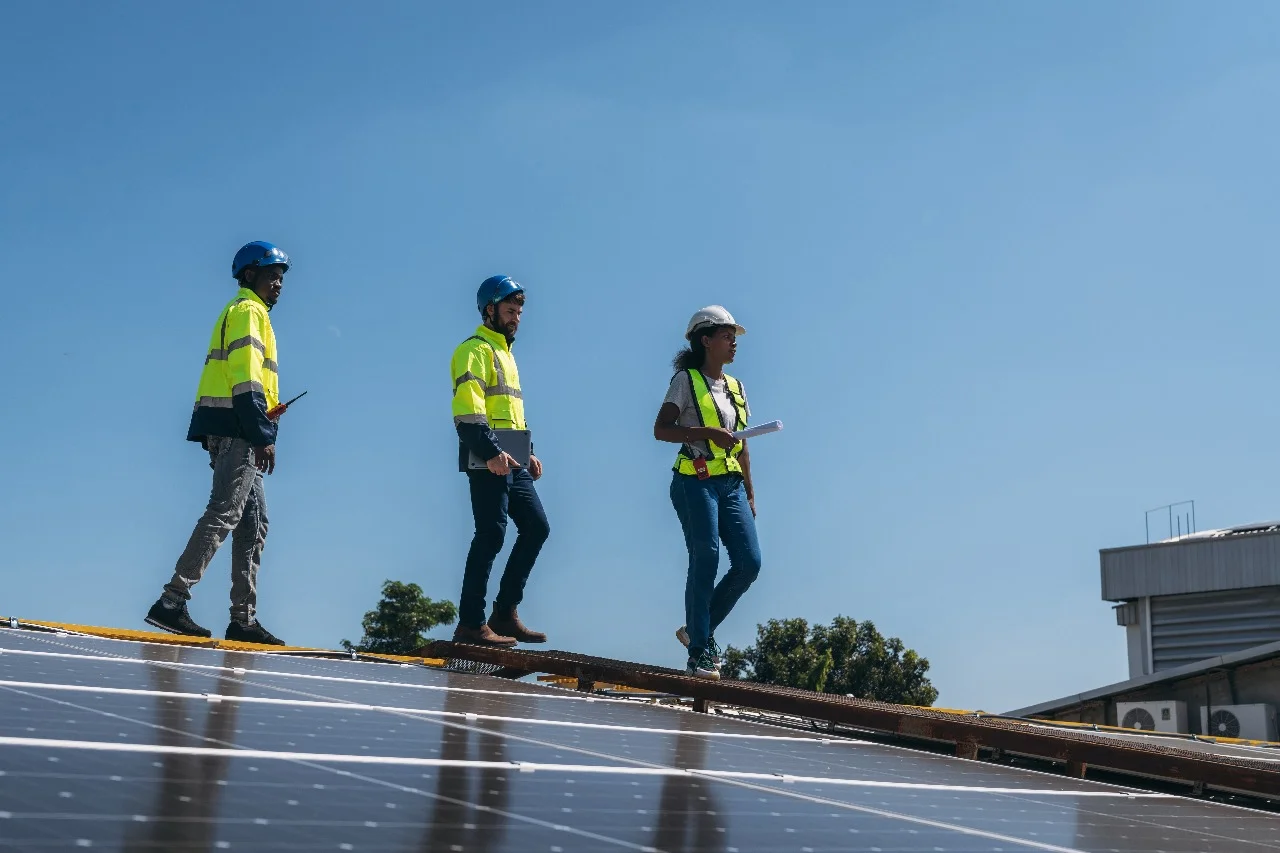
673, 369, 748, 477
451, 325, 526, 469
186, 288, 280, 447
450, 325, 526, 430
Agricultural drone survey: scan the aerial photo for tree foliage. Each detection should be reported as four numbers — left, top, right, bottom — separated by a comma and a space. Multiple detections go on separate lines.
721, 616, 938, 706
340, 580, 457, 656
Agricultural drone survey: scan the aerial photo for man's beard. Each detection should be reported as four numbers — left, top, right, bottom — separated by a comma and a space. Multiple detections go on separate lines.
489, 318, 517, 344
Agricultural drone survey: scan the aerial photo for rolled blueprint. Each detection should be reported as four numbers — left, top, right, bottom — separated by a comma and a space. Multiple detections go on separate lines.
733, 420, 783, 440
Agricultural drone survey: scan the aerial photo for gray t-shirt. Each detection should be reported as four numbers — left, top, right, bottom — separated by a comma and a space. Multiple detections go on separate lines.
662, 371, 750, 458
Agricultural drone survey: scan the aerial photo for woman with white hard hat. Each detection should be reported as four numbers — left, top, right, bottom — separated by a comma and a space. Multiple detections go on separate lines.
653, 305, 762, 680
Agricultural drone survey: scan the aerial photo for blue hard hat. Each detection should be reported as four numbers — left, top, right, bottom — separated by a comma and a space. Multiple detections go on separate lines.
476, 275, 524, 314
232, 241, 291, 279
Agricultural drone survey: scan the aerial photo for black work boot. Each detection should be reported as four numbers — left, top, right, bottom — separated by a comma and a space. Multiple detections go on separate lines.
145, 598, 212, 638
488, 606, 547, 644
452, 623, 517, 647
225, 620, 285, 646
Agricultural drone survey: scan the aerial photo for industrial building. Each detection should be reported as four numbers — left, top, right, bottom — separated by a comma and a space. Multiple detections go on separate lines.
1012, 520, 1280, 741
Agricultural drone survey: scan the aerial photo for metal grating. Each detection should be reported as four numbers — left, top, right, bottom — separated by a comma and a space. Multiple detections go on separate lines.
424, 640, 1280, 801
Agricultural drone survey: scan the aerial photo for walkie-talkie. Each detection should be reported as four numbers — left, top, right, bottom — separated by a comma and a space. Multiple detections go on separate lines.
268, 390, 308, 421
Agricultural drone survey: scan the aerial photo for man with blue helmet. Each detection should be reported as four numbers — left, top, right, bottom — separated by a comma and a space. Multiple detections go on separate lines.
144, 241, 293, 645
449, 275, 550, 646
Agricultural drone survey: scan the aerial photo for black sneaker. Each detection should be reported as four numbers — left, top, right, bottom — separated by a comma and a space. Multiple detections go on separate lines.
145, 599, 212, 638
225, 620, 285, 646
677, 626, 723, 666
686, 649, 721, 681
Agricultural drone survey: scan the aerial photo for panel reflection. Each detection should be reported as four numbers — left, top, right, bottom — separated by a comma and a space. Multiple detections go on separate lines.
122, 646, 247, 851
421, 673, 510, 851
653, 716, 726, 852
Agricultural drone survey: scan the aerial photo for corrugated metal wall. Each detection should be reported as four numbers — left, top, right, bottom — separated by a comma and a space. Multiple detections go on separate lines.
1101, 534, 1280, 600
1151, 587, 1280, 671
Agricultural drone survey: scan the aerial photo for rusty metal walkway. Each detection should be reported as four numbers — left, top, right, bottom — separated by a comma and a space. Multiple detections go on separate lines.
421, 640, 1280, 804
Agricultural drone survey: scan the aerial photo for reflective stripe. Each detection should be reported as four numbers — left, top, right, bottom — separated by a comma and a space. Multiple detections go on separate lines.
454, 370, 522, 402
219, 299, 251, 347
485, 385, 522, 399
454, 371, 484, 391
454, 413, 489, 425
726, 376, 748, 428
206, 340, 273, 368
232, 381, 264, 396
485, 341, 523, 399
226, 336, 266, 355
194, 397, 234, 409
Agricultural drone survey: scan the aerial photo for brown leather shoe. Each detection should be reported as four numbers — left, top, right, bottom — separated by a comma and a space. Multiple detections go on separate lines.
452, 623, 517, 647
488, 607, 547, 644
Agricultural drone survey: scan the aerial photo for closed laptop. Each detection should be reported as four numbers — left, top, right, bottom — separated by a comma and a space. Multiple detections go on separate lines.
466, 429, 533, 471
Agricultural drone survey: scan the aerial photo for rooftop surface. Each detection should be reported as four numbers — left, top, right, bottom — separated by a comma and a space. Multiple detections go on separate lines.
1, 624, 1279, 851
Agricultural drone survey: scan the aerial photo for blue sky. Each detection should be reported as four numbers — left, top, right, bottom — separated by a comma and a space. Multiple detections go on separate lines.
4, 1, 1280, 713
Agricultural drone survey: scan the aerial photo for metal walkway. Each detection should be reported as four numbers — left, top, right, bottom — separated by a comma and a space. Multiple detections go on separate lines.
423, 640, 1280, 803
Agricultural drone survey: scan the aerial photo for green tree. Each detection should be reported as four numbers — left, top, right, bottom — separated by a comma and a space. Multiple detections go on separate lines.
340, 580, 458, 655
806, 647, 834, 693
721, 616, 938, 706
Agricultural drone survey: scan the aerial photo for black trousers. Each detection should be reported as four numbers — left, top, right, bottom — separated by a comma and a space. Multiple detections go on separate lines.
458, 468, 550, 628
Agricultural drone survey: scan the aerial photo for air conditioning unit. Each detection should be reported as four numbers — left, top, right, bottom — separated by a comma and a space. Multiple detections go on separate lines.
1200, 704, 1278, 742
1116, 700, 1188, 733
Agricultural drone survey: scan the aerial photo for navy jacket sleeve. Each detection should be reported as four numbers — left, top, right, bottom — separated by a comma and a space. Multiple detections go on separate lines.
457, 422, 503, 466
233, 394, 278, 448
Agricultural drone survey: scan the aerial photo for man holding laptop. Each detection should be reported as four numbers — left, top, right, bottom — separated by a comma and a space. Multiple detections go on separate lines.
449, 275, 551, 646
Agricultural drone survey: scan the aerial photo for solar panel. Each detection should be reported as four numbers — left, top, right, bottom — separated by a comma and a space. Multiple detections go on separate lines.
1, 627, 1278, 851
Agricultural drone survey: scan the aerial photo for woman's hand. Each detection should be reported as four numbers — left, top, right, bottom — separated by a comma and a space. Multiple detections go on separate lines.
704, 428, 740, 450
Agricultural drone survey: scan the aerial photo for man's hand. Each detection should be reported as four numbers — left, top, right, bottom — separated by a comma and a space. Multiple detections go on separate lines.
254, 444, 276, 475
704, 427, 740, 450
529, 454, 543, 481
486, 451, 521, 476
747, 494, 757, 517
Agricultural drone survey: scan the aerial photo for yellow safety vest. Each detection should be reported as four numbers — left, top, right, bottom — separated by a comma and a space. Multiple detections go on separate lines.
674, 369, 748, 477
186, 288, 280, 447
450, 325, 526, 431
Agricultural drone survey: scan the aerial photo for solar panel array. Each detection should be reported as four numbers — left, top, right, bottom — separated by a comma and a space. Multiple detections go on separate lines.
0, 627, 1277, 851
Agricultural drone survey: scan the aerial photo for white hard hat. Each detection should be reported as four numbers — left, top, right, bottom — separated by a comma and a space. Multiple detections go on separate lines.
685, 305, 747, 341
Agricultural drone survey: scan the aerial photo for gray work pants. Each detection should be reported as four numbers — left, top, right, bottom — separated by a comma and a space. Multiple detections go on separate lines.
163, 437, 267, 623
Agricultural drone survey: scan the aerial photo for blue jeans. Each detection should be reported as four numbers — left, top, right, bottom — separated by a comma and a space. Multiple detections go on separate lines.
458, 468, 551, 629
670, 472, 762, 658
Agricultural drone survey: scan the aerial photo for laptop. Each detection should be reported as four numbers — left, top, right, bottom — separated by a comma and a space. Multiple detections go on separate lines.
465, 429, 533, 471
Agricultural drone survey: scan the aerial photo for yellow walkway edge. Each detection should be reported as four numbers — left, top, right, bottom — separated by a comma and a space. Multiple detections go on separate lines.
11, 618, 446, 667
